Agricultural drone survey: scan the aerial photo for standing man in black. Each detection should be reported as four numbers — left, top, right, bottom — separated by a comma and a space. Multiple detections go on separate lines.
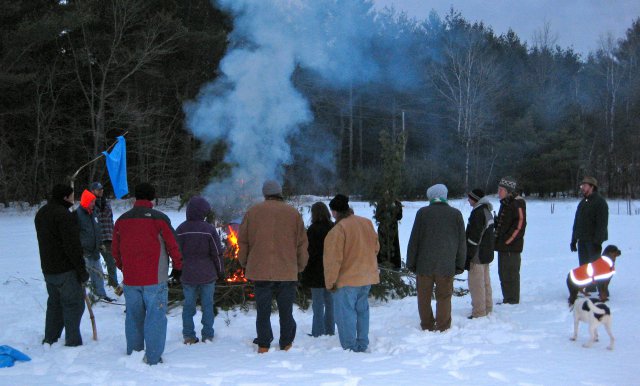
494, 176, 526, 305
571, 176, 608, 292
35, 184, 89, 346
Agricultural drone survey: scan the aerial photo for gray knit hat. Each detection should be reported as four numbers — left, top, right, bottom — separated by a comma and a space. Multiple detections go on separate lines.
426, 184, 448, 200
262, 179, 282, 196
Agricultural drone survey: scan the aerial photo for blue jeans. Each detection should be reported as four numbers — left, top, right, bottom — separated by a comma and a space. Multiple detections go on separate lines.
253, 281, 297, 350
84, 253, 107, 298
43, 271, 85, 346
333, 285, 371, 352
123, 283, 168, 365
182, 282, 215, 340
310, 288, 334, 337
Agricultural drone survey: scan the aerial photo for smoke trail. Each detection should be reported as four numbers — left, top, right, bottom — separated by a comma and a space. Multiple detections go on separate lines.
184, 0, 419, 218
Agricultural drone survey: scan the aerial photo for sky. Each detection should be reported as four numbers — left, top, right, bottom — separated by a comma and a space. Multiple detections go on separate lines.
1, 198, 638, 385
374, 0, 640, 56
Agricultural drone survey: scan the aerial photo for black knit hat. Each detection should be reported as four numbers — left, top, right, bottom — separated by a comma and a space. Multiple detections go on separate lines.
134, 182, 156, 201
51, 184, 73, 201
329, 194, 349, 212
468, 188, 485, 202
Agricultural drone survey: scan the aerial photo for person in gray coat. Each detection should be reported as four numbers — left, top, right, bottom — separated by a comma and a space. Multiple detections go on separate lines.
407, 184, 466, 332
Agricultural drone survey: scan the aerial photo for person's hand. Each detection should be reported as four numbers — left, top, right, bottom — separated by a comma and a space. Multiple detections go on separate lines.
170, 269, 182, 283
570, 241, 577, 252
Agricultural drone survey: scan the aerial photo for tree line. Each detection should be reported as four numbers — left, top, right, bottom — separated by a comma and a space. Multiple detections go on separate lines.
2, 1, 640, 204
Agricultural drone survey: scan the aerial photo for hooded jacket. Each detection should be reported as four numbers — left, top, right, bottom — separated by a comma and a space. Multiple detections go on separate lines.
466, 197, 495, 265
301, 220, 334, 288
76, 190, 102, 256
176, 196, 224, 285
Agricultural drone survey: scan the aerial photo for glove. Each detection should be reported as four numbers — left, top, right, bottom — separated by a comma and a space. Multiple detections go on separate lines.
570, 241, 577, 252
170, 269, 182, 283
77, 269, 89, 284
455, 267, 464, 275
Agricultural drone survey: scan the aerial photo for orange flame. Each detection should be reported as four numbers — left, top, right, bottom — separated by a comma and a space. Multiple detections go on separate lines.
225, 225, 247, 283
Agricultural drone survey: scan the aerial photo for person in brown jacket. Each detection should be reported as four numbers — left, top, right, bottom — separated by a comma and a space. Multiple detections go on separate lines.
238, 180, 308, 353
324, 194, 379, 352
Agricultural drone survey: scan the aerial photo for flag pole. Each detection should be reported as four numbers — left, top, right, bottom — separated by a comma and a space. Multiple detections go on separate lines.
69, 131, 129, 189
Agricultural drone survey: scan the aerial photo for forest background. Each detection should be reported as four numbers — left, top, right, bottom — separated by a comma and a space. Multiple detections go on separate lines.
2, 0, 640, 205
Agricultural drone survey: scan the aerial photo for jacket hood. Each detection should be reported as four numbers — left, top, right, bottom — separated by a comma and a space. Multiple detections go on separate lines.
186, 196, 211, 221
79, 189, 96, 210
474, 196, 493, 211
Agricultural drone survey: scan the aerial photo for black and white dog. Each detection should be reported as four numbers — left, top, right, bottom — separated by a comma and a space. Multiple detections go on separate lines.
570, 297, 614, 350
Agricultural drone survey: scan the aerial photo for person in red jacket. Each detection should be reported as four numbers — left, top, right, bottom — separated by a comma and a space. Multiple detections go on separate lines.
567, 244, 621, 305
112, 183, 182, 365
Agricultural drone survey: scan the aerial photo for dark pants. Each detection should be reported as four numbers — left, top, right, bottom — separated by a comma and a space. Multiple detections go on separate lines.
100, 241, 119, 287
253, 281, 297, 350
44, 271, 85, 346
578, 241, 601, 292
497, 251, 521, 304
416, 274, 454, 331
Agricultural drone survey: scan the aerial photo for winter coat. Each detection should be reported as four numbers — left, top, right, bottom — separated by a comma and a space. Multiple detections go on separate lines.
238, 198, 308, 281
375, 200, 403, 268
76, 205, 102, 257
406, 201, 466, 276
34, 197, 86, 278
571, 191, 608, 245
301, 221, 334, 288
466, 197, 495, 266
494, 195, 527, 253
323, 214, 380, 290
176, 196, 224, 285
94, 196, 114, 242
112, 200, 182, 286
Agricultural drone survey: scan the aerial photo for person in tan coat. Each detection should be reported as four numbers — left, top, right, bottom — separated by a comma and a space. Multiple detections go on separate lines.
324, 194, 379, 352
238, 180, 308, 353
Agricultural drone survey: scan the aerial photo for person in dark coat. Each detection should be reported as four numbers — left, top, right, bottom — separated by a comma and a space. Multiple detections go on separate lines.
176, 196, 224, 344
76, 189, 111, 301
465, 189, 495, 318
571, 176, 608, 293
89, 181, 120, 291
407, 184, 466, 332
375, 198, 403, 270
301, 202, 335, 337
494, 176, 526, 305
34, 184, 88, 346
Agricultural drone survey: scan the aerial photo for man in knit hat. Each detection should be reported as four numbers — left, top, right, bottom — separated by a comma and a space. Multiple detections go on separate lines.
238, 179, 308, 354
324, 194, 379, 352
465, 188, 495, 318
407, 184, 466, 331
494, 176, 526, 305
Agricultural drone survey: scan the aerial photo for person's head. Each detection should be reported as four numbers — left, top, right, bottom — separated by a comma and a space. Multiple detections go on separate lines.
134, 182, 156, 201
329, 194, 350, 219
51, 184, 74, 205
89, 181, 104, 198
467, 188, 485, 207
79, 189, 96, 211
498, 176, 517, 199
262, 179, 282, 199
602, 245, 621, 261
310, 201, 332, 224
426, 184, 448, 202
580, 176, 598, 197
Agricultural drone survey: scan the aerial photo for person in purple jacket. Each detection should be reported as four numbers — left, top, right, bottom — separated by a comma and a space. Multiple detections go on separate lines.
176, 196, 224, 344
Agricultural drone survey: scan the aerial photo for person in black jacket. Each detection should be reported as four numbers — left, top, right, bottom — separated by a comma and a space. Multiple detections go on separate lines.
34, 184, 88, 346
494, 177, 526, 305
301, 202, 335, 337
465, 189, 495, 318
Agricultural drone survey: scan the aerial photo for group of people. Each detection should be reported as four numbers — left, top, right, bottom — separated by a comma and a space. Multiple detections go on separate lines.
34, 174, 616, 364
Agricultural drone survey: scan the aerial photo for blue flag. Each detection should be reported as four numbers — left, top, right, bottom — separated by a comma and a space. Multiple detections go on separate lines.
103, 136, 129, 199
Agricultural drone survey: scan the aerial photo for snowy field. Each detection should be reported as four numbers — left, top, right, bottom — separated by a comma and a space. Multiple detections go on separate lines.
1, 196, 638, 385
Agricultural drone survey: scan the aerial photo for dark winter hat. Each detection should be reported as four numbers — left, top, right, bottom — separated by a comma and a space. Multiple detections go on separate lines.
329, 194, 349, 212
262, 179, 282, 197
51, 184, 73, 201
468, 188, 485, 202
581, 176, 598, 188
498, 176, 517, 193
89, 182, 103, 191
602, 245, 621, 257
134, 182, 156, 201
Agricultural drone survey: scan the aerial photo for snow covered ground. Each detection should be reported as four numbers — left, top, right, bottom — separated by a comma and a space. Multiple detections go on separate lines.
1, 196, 638, 385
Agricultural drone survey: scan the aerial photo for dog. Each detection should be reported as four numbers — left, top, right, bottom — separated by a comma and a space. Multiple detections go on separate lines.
570, 297, 614, 350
